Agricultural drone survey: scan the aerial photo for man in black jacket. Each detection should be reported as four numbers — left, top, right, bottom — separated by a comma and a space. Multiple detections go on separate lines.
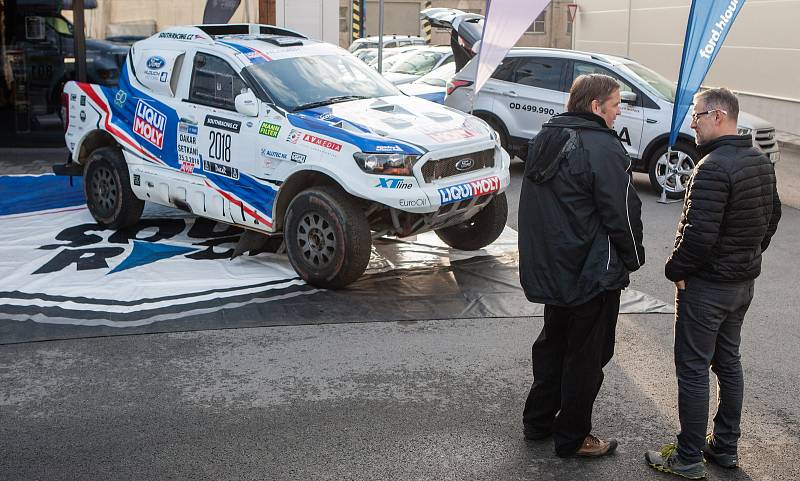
646, 88, 781, 479
518, 74, 645, 458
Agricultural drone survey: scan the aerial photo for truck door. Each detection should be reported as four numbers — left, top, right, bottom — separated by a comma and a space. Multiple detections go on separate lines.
186, 52, 257, 223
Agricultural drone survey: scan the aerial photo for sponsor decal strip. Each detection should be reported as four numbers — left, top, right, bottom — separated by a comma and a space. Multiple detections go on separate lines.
203, 179, 274, 228
437, 175, 500, 205
217, 40, 273, 63
76, 83, 165, 166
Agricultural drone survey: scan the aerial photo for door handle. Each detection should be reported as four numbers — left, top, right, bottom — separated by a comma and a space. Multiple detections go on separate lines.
506, 91, 519, 98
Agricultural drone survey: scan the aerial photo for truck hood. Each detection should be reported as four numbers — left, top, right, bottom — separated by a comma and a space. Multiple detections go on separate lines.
290, 95, 493, 153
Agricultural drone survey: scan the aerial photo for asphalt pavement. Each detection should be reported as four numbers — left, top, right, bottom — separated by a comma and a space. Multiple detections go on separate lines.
1, 146, 799, 480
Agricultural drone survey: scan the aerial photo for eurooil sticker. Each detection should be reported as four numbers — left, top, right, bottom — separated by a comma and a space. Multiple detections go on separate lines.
259, 122, 281, 138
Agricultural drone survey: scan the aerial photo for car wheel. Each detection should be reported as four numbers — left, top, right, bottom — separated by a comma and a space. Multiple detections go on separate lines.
284, 186, 371, 289
435, 192, 508, 250
647, 141, 698, 199
84, 146, 144, 229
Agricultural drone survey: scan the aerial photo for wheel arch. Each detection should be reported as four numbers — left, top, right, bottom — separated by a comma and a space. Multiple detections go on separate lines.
74, 130, 120, 165
271, 169, 343, 232
641, 132, 697, 169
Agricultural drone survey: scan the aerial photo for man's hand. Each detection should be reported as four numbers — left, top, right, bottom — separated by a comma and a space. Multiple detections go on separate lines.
675, 280, 686, 290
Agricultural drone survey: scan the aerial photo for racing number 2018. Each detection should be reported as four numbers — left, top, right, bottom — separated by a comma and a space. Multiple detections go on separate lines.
509, 102, 556, 116
208, 131, 231, 162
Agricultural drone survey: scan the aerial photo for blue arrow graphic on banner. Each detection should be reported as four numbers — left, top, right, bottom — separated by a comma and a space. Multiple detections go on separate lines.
108, 240, 198, 275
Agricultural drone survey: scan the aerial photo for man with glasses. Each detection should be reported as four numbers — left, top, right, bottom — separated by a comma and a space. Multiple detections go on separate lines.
645, 88, 782, 479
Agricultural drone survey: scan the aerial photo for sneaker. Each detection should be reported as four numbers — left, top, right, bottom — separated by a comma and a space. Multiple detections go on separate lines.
523, 424, 551, 440
574, 434, 618, 457
645, 443, 706, 479
702, 434, 738, 469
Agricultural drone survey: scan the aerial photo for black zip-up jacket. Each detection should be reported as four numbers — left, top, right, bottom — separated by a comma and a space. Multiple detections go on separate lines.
518, 112, 645, 307
665, 135, 781, 282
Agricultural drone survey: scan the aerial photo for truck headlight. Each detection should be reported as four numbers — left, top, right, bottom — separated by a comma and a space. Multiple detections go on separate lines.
353, 152, 419, 176
737, 127, 752, 136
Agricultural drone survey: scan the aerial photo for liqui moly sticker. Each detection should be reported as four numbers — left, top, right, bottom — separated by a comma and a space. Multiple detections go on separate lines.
133, 100, 166, 149
438, 176, 500, 205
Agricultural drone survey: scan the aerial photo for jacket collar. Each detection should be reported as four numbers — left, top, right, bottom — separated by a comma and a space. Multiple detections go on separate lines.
698, 134, 752, 158
544, 111, 611, 131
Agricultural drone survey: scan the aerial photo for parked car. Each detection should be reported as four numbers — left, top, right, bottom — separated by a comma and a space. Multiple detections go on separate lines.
59, 24, 511, 288
399, 63, 455, 104
381, 46, 454, 85
425, 8, 781, 199
349, 34, 427, 52
365, 45, 425, 70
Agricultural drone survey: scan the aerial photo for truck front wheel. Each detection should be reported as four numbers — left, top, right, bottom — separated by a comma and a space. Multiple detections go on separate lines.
84, 147, 144, 229
284, 186, 371, 289
435, 192, 508, 250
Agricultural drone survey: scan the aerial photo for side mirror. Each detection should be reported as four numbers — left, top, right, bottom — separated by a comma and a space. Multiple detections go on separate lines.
620, 91, 638, 104
235, 89, 259, 117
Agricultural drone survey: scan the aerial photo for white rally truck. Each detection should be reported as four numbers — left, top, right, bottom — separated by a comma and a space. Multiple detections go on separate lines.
58, 24, 511, 288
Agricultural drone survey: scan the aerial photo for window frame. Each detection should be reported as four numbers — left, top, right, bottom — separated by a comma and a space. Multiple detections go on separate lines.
186, 51, 250, 112
526, 11, 547, 34
568, 59, 659, 109
508, 56, 569, 92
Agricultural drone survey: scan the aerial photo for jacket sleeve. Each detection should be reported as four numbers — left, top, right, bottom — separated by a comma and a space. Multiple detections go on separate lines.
590, 144, 645, 272
664, 161, 728, 281
761, 175, 782, 252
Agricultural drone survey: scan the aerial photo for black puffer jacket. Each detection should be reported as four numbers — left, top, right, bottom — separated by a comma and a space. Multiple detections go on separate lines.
518, 112, 645, 307
665, 135, 781, 282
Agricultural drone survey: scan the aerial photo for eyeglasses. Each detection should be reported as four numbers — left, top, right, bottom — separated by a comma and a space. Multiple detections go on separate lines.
691, 109, 727, 121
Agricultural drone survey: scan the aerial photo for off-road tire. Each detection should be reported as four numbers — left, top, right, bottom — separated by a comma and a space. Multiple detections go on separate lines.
284, 186, 371, 289
435, 192, 508, 250
84, 146, 144, 229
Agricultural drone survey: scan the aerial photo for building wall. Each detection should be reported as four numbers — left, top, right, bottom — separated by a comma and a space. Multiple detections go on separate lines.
338, 0, 573, 49
63, 0, 259, 38
574, 0, 800, 134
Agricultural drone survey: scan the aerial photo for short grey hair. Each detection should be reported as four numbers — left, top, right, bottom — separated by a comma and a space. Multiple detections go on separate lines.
694, 87, 739, 121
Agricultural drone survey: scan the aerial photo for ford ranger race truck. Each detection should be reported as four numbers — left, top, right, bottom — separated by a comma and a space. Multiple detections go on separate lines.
58, 24, 511, 288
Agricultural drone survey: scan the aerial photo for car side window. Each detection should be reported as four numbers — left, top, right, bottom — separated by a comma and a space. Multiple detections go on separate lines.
491, 58, 518, 82
385, 41, 397, 48
512, 57, 566, 91
572, 61, 634, 93
398, 40, 411, 47
189, 53, 246, 110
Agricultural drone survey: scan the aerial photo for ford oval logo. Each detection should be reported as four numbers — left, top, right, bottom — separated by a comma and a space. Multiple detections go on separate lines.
455, 158, 474, 171
146, 56, 166, 70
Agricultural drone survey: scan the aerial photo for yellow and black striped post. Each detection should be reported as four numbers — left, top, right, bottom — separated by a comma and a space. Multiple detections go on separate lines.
352, 0, 363, 42
421, 0, 432, 44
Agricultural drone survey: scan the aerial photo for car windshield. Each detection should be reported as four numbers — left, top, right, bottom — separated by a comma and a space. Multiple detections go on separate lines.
414, 62, 455, 87
349, 41, 378, 52
386, 50, 448, 75
245, 54, 400, 112
617, 61, 676, 103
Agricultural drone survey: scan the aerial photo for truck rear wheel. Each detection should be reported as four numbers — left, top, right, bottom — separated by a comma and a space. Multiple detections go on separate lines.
84, 147, 144, 229
435, 192, 508, 250
284, 186, 371, 289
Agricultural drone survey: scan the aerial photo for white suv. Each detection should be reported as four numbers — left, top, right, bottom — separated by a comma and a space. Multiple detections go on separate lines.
60, 24, 511, 288
427, 9, 781, 199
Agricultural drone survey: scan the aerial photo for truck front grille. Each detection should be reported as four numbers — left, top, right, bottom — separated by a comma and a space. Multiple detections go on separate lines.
421, 149, 494, 182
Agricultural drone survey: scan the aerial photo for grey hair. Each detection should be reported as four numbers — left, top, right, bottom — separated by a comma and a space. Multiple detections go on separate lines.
694, 87, 739, 121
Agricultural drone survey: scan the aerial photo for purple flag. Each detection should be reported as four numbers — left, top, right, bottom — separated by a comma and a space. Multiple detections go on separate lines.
474, 0, 550, 95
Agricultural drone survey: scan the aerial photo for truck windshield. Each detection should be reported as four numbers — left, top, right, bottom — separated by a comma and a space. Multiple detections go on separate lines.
245, 54, 400, 111
617, 61, 676, 103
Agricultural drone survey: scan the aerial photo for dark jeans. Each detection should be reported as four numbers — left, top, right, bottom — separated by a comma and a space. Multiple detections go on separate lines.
523, 289, 621, 457
675, 276, 754, 463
